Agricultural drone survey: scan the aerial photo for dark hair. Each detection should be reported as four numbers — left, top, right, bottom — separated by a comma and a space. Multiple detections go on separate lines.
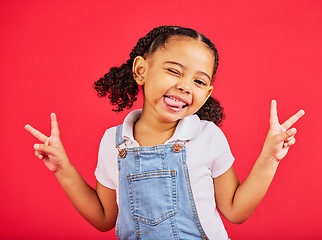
93, 25, 225, 125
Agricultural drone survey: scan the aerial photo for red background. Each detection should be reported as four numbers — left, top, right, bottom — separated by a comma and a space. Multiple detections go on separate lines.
1, 0, 321, 239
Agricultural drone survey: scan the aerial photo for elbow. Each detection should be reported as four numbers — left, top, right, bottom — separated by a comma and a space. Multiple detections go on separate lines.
96, 224, 114, 232
224, 213, 251, 224
97, 228, 110, 232
92, 214, 117, 232
220, 209, 250, 224
228, 217, 247, 224
220, 205, 254, 224
93, 220, 116, 232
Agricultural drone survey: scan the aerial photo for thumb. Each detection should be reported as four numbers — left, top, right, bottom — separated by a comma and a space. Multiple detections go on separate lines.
278, 128, 297, 142
34, 143, 55, 156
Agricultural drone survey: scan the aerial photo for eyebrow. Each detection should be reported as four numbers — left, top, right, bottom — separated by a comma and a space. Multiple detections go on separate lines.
164, 61, 211, 81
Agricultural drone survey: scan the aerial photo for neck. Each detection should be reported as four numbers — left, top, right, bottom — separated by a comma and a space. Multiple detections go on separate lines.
133, 110, 179, 146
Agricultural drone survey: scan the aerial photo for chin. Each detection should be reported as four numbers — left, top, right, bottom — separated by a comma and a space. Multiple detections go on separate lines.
159, 110, 190, 123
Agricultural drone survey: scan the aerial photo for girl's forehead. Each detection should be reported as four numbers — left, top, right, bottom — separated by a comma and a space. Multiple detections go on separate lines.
148, 37, 215, 65
159, 36, 208, 52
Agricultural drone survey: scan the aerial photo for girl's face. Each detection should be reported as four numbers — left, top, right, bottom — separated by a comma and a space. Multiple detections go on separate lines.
136, 37, 214, 124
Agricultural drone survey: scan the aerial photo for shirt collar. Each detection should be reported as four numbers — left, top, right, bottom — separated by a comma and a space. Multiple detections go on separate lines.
167, 114, 200, 143
122, 109, 142, 141
122, 109, 201, 143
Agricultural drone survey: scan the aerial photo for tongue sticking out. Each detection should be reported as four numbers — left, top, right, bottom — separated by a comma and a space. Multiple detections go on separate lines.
164, 96, 185, 109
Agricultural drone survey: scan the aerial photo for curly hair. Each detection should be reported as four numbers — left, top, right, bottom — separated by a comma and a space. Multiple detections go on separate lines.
93, 25, 225, 125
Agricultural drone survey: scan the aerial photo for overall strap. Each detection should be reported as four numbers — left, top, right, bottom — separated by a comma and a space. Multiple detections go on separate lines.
115, 124, 127, 147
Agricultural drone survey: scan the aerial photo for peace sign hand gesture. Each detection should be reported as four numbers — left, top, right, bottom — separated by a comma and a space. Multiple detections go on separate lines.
261, 100, 305, 162
25, 113, 70, 174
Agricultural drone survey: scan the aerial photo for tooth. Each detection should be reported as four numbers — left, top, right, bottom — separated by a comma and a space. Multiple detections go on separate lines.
167, 96, 187, 105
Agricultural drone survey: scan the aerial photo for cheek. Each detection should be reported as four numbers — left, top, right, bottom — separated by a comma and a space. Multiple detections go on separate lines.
145, 79, 162, 93
193, 89, 211, 104
146, 75, 171, 91
143, 79, 165, 101
196, 87, 210, 97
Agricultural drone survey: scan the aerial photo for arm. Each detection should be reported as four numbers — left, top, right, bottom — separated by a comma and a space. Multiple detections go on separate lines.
214, 100, 305, 224
54, 166, 118, 231
25, 113, 117, 231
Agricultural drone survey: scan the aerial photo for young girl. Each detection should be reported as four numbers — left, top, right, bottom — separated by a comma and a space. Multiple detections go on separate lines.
25, 26, 304, 240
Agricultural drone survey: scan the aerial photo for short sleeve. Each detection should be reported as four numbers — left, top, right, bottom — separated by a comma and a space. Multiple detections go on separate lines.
94, 127, 118, 190
210, 126, 234, 178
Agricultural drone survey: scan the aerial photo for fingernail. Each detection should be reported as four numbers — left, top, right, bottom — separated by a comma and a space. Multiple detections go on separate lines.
39, 155, 43, 159
34, 144, 39, 150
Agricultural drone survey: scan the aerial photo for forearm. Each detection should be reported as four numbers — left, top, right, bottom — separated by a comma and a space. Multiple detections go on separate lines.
55, 164, 114, 231
216, 101, 304, 224
25, 114, 118, 231
230, 155, 279, 223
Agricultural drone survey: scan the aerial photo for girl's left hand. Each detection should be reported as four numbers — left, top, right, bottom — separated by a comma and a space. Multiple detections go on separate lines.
261, 100, 305, 162
25, 113, 70, 174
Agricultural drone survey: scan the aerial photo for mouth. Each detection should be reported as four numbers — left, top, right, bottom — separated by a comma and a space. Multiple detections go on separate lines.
163, 95, 189, 111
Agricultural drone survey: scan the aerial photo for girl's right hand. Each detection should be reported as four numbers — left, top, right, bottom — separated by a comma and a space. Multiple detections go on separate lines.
25, 113, 70, 174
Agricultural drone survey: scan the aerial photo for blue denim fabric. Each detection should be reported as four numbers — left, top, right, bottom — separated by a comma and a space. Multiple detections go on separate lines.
115, 125, 209, 240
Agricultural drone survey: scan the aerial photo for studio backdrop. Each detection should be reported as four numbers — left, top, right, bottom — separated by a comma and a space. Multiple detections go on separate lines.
1, 0, 321, 239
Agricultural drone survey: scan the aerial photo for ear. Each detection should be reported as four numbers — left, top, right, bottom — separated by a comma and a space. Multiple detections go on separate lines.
132, 56, 146, 86
203, 85, 213, 105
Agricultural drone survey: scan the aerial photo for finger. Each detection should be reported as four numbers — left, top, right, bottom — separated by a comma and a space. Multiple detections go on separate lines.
35, 150, 46, 160
284, 135, 295, 143
25, 124, 48, 143
278, 128, 297, 142
270, 100, 279, 126
284, 137, 296, 148
283, 135, 295, 147
50, 113, 60, 137
34, 143, 55, 156
281, 109, 305, 130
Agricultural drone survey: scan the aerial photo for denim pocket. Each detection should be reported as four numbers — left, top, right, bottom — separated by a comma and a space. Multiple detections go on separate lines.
127, 170, 177, 226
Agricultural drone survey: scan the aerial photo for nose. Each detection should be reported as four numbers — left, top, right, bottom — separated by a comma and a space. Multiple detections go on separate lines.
176, 79, 191, 94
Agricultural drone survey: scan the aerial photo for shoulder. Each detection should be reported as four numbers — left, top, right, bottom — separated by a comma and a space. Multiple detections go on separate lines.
99, 126, 118, 153
96, 126, 119, 190
101, 126, 117, 141
196, 120, 234, 177
190, 119, 233, 161
185, 119, 234, 178
199, 120, 228, 144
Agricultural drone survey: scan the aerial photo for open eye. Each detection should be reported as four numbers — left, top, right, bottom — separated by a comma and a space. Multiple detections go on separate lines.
194, 79, 207, 86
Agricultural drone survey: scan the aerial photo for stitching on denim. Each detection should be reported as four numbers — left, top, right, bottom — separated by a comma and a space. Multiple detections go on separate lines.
170, 170, 179, 240
135, 220, 140, 240
133, 211, 177, 226
115, 124, 126, 147
160, 147, 167, 170
116, 125, 122, 239
172, 170, 178, 216
127, 170, 177, 226
117, 128, 209, 238
181, 146, 209, 240
135, 149, 140, 174
125, 145, 175, 152
128, 170, 175, 179
170, 215, 179, 240
115, 220, 120, 239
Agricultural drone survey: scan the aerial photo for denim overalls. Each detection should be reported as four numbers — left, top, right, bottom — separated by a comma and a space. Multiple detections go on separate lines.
115, 124, 209, 240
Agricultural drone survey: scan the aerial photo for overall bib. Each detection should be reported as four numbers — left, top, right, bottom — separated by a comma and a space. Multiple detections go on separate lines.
115, 124, 209, 240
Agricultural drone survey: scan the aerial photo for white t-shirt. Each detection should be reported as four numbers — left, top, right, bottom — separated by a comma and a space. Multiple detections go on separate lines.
95, 110, 234, 240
